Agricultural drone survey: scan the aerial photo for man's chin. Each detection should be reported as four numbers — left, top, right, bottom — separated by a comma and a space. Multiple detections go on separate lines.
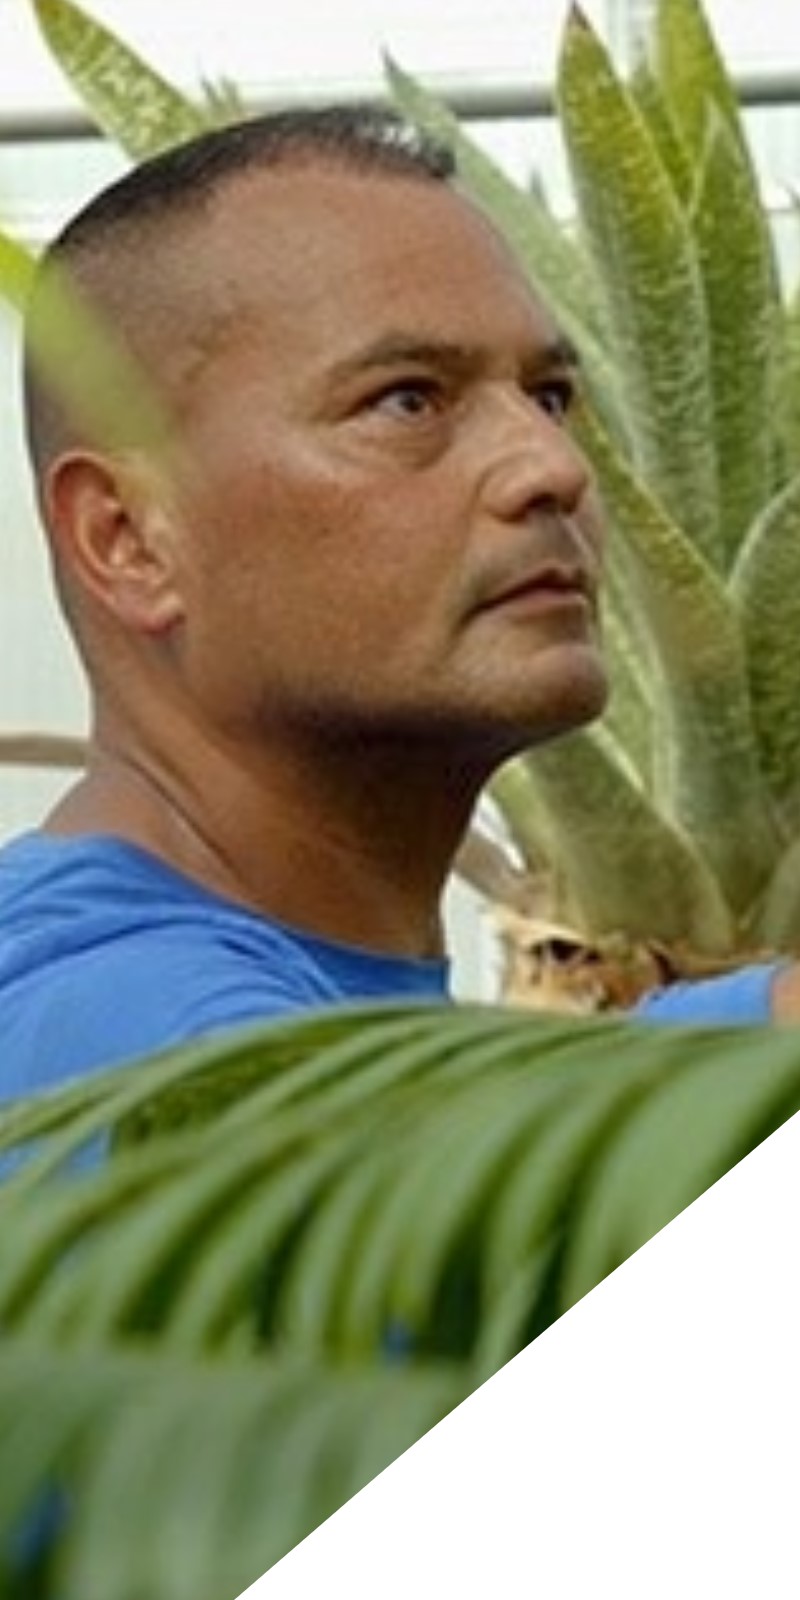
499, 643, 609, 742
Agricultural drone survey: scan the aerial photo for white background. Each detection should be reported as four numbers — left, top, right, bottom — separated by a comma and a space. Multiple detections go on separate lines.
250, 1107, 800, 1597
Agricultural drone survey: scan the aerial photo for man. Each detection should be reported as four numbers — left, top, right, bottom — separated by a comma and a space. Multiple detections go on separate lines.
0, 107, 795, 1100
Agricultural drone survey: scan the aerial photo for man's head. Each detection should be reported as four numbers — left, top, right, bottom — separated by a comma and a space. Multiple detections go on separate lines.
22, 103, 607, 777
23, 105, 455, 478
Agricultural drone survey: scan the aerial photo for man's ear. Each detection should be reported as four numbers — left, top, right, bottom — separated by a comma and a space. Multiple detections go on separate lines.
43, 448, 185, 636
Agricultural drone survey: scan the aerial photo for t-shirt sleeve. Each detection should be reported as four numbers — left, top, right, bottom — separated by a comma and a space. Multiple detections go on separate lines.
633, 962, 783, 1025
1, 936, 332, 1100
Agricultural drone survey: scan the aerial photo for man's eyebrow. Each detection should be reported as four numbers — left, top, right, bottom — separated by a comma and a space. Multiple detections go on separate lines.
323, 332, 580, 387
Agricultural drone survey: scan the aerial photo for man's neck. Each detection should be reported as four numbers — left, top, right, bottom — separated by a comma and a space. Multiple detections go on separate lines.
46, 726, 481, 959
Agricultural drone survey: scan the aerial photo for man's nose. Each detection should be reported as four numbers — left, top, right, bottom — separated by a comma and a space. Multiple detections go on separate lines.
475, 387, 592, 520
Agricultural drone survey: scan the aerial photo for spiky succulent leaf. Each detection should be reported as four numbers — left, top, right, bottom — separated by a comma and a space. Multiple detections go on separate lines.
777, 283, 800, 479
32, 0, 210, 157
493, 734, 733, 951
577, 402, 780, 911
753, 833, 800, 947
653, 0, 782, 531
627, 52, 693, 202
653, 0, 747, 162
688, 109, 782, 561
199, 75, 247, 125
594, 573, 656, 784
557, 7, 719, 564
730, 472, 800, 823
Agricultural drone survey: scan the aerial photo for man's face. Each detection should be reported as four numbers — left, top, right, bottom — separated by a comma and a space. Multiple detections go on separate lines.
165, 164, 607, 765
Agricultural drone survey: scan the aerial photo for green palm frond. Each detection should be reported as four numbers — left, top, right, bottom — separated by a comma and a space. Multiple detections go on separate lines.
0, 1340, 464, 1599
3, 1005, 799, 1359
1, 1009, 799, 1591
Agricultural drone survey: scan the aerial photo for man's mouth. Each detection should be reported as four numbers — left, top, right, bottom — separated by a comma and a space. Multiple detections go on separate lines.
479, 563, 596, 615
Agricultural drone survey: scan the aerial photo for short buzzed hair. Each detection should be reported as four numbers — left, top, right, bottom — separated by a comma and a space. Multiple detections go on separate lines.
22, 103, 456, 476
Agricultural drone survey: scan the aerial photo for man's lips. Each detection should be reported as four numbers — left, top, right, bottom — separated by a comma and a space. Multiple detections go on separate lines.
478, 562, 597, 613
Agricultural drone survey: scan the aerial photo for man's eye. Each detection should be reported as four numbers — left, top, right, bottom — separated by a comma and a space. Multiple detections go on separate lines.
372, 380, 441, 418
534, 378, 575, 422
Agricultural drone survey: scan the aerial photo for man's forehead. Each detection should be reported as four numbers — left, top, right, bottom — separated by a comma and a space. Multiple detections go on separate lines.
146, 163, 564, 401
200, 165, 554, 332
205, 161, 526, 288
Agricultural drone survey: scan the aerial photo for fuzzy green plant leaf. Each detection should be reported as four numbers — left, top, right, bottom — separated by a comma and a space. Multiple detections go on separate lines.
199, 74, 247, 126
0, 222, 175, 467
577, 401, 780, 912
776, 284, 800, 480
729, 472, 800, 825
383, 53, 624, 437
0, 222, 37, 310
627, 53, 693, 203
594, 577, 656, 785
557, 7, 719, 564
492, 733, 734, 952
32, 0, 211, 157
752, 833, 800, 948
596, 493, 678, 785
689, 109, 782, 562
653, 0, 748, 164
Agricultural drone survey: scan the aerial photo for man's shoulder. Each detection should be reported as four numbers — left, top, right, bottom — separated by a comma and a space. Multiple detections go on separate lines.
0, 829, 200, 914
634, 962, 782, 1025
0, 831, 449, 1101
0, 830, 304, 955
0, 832, 335, 1098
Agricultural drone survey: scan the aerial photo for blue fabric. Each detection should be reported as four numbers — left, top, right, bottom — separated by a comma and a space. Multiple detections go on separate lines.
0, 832, 449, 1100
634, 962, 781, 1025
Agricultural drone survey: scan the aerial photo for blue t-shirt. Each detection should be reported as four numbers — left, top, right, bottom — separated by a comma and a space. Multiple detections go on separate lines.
0, 832, 784, 1104
634, 963, 780, 1024
0, 832, 449, 1100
